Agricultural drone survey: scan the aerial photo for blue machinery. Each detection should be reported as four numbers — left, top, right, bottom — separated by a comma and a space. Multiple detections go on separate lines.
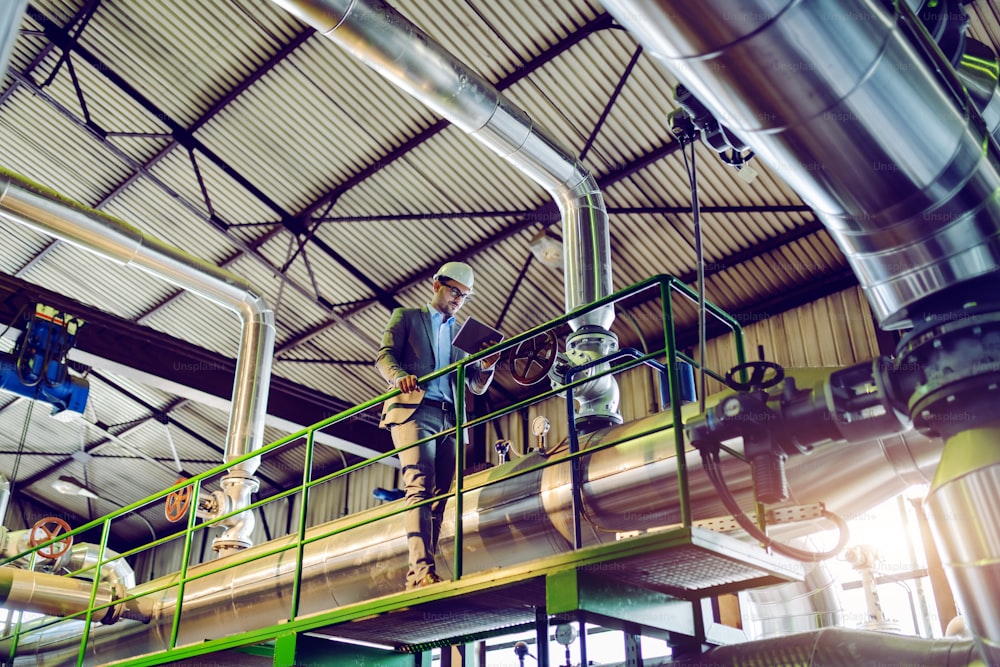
0, 304, 88, 415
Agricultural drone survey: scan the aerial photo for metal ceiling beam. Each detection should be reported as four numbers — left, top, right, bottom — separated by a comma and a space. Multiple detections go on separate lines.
295, 12, 615, 223
28, 8, 400, 312
0, 271, 387, 446
276, 141, 685, 355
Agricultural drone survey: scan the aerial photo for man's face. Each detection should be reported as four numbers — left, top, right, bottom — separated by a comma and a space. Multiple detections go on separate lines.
431, 278, 471, 317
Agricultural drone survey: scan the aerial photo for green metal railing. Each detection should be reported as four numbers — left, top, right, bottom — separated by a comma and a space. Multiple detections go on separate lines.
1, 274, 744, 666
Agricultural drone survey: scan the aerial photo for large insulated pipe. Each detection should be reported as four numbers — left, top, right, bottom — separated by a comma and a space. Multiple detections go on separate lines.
662, 627, 979, 666
0, 568, 116, 624
924, 426, 1000, 664
2, 411, 942, 664
271, 0, 621, 428
597, 2, 1000, 662
0, 169, 275, 554
599, 0, 1000, 331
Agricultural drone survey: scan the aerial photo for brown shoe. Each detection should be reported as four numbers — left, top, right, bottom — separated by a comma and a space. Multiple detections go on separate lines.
412, 572, 444, 588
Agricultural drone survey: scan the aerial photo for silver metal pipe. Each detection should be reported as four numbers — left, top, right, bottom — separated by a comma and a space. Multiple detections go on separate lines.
0, 472, 10, 526
271, 0, 612, 326
271, 0, 619, 427
0, 0, 27, 84
664, 627, 979, 666
59, 543, 136, 593
0, 568, 115, 623
0, 169, 275, 551
0, 169, 274, 477
599, 0, 1000, 330
924, 427, 1000, 666
742, 560, 843, 639
2, 406, 941, 664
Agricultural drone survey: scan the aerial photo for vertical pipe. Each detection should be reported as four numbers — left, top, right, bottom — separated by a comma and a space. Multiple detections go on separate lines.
0, 0, 27, 82
272, 0, 620, 428
924, 427, 1000, 665
0, 170, 275, 551
0, 473, 10, 526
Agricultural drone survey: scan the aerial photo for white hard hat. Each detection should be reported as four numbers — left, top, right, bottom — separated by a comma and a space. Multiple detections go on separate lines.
435, 261, 475, 291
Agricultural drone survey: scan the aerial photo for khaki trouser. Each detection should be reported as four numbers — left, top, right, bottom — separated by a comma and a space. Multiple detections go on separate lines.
390, 402, 456, 588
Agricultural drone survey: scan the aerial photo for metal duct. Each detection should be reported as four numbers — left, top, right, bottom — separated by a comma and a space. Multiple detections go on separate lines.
660, 627, 979, 666
0, 473, 9, 526
271, 0, 620, 428
1, 409, 941, 664
59, 543, 136, 593
0, 169, 276, 553
0, 568, 115, 624
596, 1, 1000, 661
0, 0, 27, 85
924, 426, 1000, 664
599, 0, 1000, 330
0, 533, 134, 594
741, 556, 844, 639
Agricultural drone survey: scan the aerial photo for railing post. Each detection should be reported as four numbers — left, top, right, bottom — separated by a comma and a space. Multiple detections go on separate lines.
290, 428, 316, 620
454, 363, 467, 580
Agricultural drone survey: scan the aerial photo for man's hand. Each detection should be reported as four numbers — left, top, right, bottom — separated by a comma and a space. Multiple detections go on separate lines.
480, 341, 501, 370
395, 374, 420, 393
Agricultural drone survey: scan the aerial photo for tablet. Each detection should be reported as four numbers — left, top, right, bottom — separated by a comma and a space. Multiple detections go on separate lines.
452, 316, 504, 355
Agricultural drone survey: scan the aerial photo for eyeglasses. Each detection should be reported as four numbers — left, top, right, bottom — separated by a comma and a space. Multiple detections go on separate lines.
439, 279, 472, 301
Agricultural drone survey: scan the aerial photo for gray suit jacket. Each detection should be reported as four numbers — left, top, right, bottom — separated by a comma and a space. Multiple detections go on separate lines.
375, 306, 494, 428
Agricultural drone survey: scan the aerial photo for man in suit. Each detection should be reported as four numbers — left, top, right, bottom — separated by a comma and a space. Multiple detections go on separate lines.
376, 261, 499, 589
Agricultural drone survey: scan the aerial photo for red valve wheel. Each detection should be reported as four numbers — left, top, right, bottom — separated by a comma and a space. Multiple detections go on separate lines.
511, 331, 558, 386
164, 477, 192, 523
29, 516, 73, 559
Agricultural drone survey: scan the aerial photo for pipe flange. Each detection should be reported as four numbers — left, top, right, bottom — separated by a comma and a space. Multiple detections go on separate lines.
893, 310, 1000, 437
100, 582, 127, 625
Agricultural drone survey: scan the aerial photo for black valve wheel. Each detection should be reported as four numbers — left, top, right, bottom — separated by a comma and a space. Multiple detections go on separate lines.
725, 361, 785, 392
511, 331, 558, 386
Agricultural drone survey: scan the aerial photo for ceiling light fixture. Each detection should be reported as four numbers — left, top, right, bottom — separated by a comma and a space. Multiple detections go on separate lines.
51, 475, 101, 499
529, 229, 563, 270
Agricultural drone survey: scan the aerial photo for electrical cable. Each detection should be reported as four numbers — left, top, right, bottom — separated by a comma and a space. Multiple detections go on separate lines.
700, 446, 850, 562
671, 127, 709, 414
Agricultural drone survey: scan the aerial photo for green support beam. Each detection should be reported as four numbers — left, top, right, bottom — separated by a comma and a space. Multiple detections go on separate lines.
273, 632, 419, 667
546, 568, 700, 640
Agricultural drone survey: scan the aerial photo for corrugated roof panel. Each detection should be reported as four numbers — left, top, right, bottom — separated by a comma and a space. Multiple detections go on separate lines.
138, 290, 243, 359
194, 35, 443, 215
98, 417, 211, 471
5, 1, 82, 94
0, 86, 132, 202
276, 335, 388, 403
395, 0, 604, 81
318, 139, 547, 293
99, 178, 242, 267
252, 231, 382, 317
0, 223, 50, 273
85, 372, 168, 425
77, 0, 303, 127
0, 398, 81, 459
608, 213, 694, 283
503, 31, 672, 171
16, 241, 171, 321
17, 45, 175, 168
221, 252, 339, 347
144, 144, 280, 237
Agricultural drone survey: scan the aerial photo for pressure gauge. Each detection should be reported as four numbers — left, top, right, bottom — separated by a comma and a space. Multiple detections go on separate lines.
554, 622, 577, 646
531, 416, 551, 437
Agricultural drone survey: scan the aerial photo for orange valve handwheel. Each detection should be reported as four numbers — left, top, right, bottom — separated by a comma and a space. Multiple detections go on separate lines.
29, 516, 73, 559
164, 478, 192, 523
